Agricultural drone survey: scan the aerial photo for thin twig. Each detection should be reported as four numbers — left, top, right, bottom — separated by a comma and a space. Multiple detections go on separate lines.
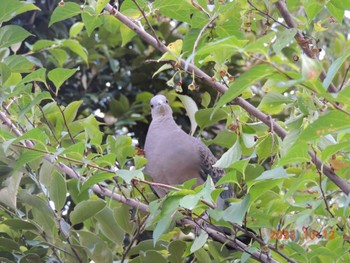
132, 181, 150, 204
131, 0, 161, 46
121, 214, 149, 262
247, 0, 289, 29
191, 0, 210, 17
56, 101, 76, 144
339, 64, 350, 91
274, 0, 337, 92
311, 146, 344, 232
38, 106, 61, 145
0, 108, 283, 263
191, 13, 218, 65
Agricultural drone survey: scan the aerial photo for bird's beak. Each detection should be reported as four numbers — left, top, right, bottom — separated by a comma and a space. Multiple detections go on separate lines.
157, 103, 167, 115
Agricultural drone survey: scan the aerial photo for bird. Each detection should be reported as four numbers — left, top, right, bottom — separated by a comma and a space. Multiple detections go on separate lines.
143, 95, 255, 247
144, 94, 233, 201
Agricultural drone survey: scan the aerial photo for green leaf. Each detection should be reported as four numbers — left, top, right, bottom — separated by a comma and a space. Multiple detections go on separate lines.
96, 0, 110, 14
153, 213, 173, 245
76, 230, 113, 263
255, 167, 294, 180
61, 40, 88, 64
0, 0, 40, 23
258, 92, 294, 114
113, 205, 134, 233
81, 171, 115, 192
272, 28, 298, 55
64, 100, 83, 123
222, 194, 250, 225
190, 231, 208, 253
153, 0, 208, 28
134, 156, 148, 169
15, 128, 48, 146
216, 64, 276, 109
49, 48, 69, 67
303, 0, 324, 21
49, 171, 67, 211
152, 64, 173, 78
0, 25, 32, 49
298, 111, 350, 142
120, 23, 136, 47
94, 207, 125, 245
108, 135, 135, 167
194, 248, 211, 263
245, 32, 276, 56
48, 68, 77, 93
4, 71, 22, 85
81, 11, 103, 37
213, 139, 241, 168
278, 142, 310, 166
120, 0, 148, 12
15, 150, 45, 170
256, 134, 278, 160
49, 2, 82, 27
327, 1, 345, 23
3, 55, 35, 73
177, 94, 198, 135
195, 107, 228, 130
82, 115, 103, 146
179, 193, 201, 210
323, 49, 350, 89
20, 68, 46, 84
93, 154, 117, 167
140, 251, 167, 263
168, 240, 186, 263
0, 171, 22, 209
321, 142, 350, 162
247, 179, 282, 206
18, 91, 52, 120
18, 192, 56, 236
0, 237, 20, 251
70, 199, 106, 225
3, 219, 37, 230
196, 36, 248, 58
0, 62, 11, 85
69, 22, 84, 38
115, 169, 144, 184
32, 39, 54, 51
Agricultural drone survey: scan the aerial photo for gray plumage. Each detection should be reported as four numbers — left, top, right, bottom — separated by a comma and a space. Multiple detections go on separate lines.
144, 95, 233, 200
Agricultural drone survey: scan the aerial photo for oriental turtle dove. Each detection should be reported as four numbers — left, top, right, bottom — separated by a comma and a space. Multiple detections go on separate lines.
144, 95, 233, 200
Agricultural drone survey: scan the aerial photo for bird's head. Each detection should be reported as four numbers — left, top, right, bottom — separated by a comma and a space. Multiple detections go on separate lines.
150, 95, 173, 119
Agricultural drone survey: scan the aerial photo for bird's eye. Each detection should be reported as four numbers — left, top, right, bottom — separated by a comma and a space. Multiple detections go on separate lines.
166, 100, 169, 104
150, 104, 154, 108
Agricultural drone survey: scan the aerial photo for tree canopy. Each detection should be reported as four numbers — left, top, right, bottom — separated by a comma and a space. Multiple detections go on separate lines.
1, 0, 350, 262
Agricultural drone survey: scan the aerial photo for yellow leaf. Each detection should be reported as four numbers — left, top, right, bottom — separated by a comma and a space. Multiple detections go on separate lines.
158, 40, 183, 62
314, 21, 327, 32
329, 159, 350, 171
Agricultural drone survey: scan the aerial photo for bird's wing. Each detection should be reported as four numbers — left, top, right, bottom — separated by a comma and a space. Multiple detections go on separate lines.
195, 138, 234, 199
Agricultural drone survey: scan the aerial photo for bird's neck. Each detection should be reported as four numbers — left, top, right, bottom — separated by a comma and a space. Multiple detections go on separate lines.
151, 115, 178, 129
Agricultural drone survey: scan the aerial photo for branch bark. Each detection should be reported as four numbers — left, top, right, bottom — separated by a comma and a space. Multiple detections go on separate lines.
0, 108, 280, 263
104, 4, 350, 195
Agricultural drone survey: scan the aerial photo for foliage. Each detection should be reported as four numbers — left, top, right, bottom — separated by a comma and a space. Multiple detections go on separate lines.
1, 0, 350, 262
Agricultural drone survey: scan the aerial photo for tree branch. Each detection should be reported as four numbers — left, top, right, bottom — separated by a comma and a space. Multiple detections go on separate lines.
0, 108, 279, 263
274, 0, 338, 93
104, 4, 350, 195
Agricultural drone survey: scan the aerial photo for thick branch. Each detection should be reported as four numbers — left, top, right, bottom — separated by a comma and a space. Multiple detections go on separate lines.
104, 4, 350, 195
